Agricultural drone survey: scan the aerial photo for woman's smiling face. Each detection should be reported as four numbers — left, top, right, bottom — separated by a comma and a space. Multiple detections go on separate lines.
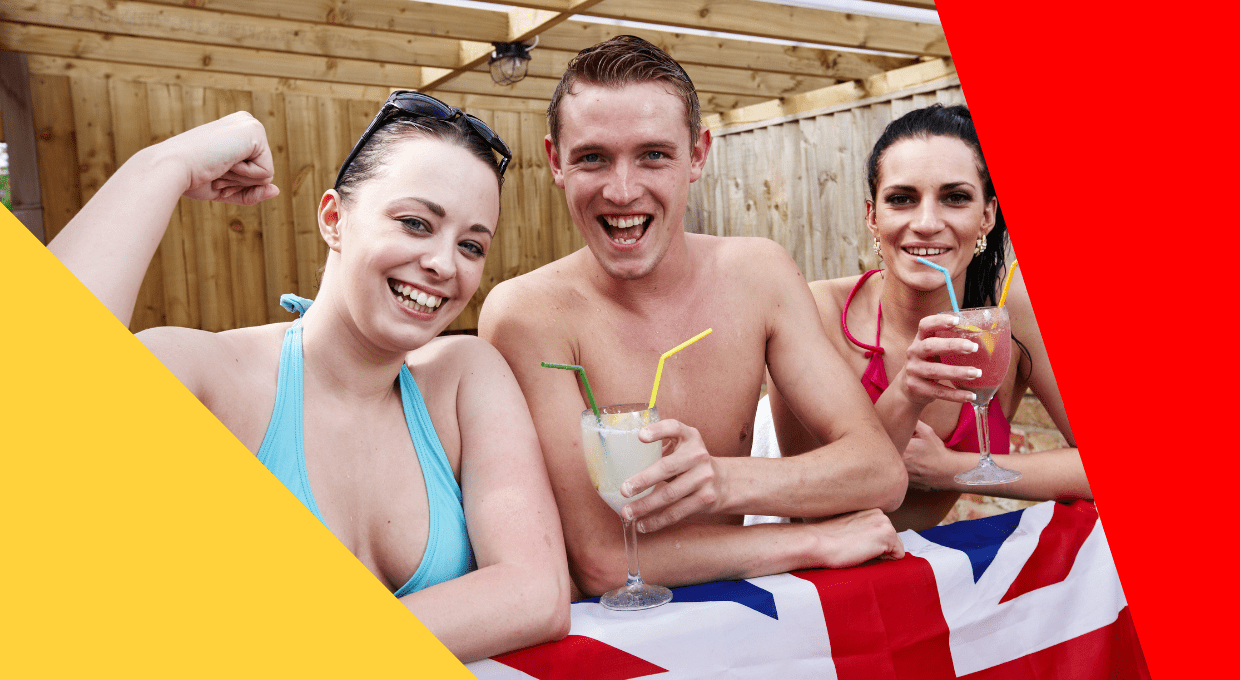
327, 135, 499, 352
868, 134, 996, 292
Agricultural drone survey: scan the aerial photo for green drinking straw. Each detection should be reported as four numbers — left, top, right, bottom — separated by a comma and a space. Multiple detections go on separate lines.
541, 362, 601, 419
915, 256, 959, 314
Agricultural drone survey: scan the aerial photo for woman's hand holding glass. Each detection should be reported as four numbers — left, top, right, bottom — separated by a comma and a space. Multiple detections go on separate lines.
897, 313, 987, 409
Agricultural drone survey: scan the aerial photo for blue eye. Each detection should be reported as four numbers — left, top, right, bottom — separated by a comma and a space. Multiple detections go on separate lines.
459, 241, 485, 258
645, 151, 666, 160
579, 153, 602, 164
400, 217, 430, 233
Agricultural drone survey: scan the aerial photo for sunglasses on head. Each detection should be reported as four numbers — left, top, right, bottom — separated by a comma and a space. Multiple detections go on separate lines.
335, 91, 512, 188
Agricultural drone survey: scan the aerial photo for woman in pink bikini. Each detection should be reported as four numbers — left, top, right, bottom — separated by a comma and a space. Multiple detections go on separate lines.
768, 105, 1090, 531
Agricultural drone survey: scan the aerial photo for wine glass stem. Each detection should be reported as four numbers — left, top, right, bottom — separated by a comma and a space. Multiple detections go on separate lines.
974, 400, 993, 464
621, 518, 645, 587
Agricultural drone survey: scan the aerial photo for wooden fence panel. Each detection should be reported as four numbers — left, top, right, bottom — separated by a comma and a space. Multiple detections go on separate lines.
25, 62, 960, 335
30, 73, 78, 243
253, 90, 298, 322
109, 78, 165, 331
146, 82, 199, 329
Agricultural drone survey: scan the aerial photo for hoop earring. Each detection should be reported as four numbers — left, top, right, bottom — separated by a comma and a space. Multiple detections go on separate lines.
974, 234, 986, 256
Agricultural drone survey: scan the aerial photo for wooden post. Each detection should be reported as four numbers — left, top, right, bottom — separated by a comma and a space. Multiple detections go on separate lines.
0, 51, 44, 242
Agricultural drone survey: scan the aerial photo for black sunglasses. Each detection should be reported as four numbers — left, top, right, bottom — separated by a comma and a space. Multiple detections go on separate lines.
335, 91, 512, 188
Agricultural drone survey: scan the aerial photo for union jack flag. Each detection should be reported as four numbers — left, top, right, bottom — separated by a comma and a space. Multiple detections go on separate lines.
468, 501, 1147, 679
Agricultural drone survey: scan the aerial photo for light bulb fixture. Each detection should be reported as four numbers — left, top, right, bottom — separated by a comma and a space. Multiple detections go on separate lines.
489, 37, 536, 86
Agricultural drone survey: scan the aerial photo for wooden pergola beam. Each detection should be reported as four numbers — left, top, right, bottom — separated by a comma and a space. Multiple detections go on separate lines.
6, 0, 943, 120
479, 47, 840, 100
704, 57, 955, 129
866, 0, 937, 10
0, 23, 432, 90
491, 0, 948, 56
0, 0, 485, 70
420, 0, 609, 93
3, 0, 905, 103
534, 22, 913, 78
127, 0, 919, 76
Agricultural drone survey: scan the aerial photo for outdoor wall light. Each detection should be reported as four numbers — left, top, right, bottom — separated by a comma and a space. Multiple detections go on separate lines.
489, 38, 537, 86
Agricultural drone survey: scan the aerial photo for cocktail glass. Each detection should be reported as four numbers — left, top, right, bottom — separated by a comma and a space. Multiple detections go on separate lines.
581, 403, 673, 610
938, 306, 1023, 485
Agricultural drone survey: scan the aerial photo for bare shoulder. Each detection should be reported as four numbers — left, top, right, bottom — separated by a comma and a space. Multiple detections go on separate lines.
135, 322, 287, 403
479, 252, 591, 363
408, 333, 513, 381
710, 235, 797, 270
699, 235, 805, 294
484, 251, 590, 309
808, 276, 860, 319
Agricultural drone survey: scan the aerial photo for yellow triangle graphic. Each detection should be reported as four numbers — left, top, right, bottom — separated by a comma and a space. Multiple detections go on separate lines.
1, 207, 473, 678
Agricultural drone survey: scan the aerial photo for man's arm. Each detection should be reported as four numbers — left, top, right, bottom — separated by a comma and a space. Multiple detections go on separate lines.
621, 241, 907, 527
479, 277, 902, 595
731, 241, 907, 516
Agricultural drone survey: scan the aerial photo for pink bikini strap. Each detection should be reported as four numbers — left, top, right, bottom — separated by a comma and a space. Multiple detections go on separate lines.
842, 269, 885, 358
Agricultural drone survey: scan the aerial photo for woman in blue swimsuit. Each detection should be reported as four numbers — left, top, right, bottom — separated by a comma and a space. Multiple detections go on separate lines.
769, 105, 1090, 531
48, 94, 570, 661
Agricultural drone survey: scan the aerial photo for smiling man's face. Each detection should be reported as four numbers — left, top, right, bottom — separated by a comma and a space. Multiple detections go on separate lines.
546, 80, 709, 281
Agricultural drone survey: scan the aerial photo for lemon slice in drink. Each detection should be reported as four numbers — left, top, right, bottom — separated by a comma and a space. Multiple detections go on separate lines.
978, 331, 995, 355
957, 324, 994, 354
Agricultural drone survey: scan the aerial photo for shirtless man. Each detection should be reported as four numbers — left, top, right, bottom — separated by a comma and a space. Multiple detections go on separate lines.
479, 36, 907, 596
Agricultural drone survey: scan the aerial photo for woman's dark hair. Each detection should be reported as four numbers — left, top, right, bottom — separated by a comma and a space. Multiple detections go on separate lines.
335, 115, 504, 203
865, 104, 1005, 309
867, 105, 1030, 380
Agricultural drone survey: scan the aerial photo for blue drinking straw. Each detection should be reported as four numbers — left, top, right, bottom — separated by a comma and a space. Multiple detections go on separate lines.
915, 256, 960, 314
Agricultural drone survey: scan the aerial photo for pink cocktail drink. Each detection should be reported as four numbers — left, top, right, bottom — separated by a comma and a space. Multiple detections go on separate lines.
938, 308, 1011, 404
936, 306, 1022, 485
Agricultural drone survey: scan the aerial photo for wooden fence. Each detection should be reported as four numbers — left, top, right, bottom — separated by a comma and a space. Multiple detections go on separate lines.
686, 78, 965, 282
27, 60, 581, 333
26, 56, 961, 333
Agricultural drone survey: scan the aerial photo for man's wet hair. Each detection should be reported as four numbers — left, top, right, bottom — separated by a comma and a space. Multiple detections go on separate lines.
547, 35, 701, 148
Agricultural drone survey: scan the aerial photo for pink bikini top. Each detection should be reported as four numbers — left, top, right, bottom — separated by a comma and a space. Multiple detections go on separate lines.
841, 269, 1010, 456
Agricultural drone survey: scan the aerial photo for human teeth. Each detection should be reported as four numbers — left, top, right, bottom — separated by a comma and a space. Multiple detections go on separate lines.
605, 216, 648, 229
415, 292, 427, 305
428, 295, 440, 307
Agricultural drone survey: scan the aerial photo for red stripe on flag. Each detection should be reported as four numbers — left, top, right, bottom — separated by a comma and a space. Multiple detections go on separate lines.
491, 634, 667, 680
999, 501, 1099, 604
962, 606, 1150, 680
794, 556, 955, 680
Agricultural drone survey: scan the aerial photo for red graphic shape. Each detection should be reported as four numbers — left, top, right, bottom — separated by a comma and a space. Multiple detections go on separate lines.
492, 634, 667, 680
795, 556, 955, 680
999, 501, 1099, 604
963, 606, 1150, 680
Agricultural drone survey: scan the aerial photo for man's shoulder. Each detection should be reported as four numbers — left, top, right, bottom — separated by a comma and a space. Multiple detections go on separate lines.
484, 255, 585, 318
479, 253, 588, 349
695, 233, 788, 259
693, 234, 799, 281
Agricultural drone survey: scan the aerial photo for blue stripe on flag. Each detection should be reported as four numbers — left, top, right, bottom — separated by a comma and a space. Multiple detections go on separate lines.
917, 508, 1026, 582
576, 579, 779, 619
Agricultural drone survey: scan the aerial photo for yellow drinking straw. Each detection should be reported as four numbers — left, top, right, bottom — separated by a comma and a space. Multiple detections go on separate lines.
648, 329, 713, 408
998, 260, 1020, 307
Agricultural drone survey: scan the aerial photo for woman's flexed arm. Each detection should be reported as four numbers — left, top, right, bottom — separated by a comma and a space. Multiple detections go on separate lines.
48, 112, 279, 327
